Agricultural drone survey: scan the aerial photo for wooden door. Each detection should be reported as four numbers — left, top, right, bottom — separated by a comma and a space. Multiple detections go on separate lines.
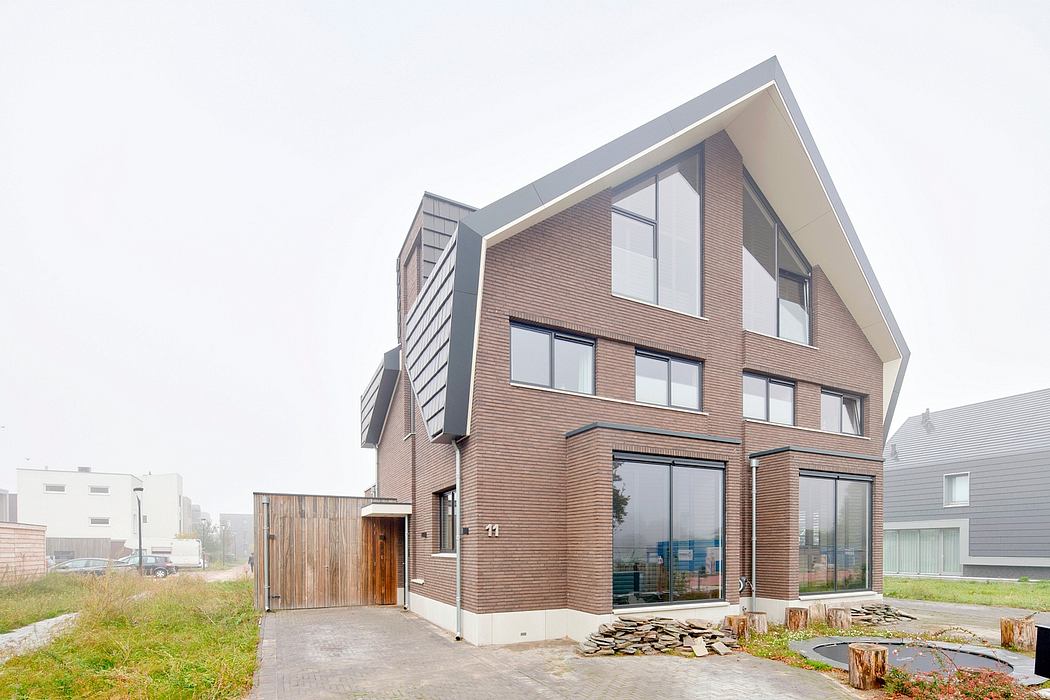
364, 518, 399, 605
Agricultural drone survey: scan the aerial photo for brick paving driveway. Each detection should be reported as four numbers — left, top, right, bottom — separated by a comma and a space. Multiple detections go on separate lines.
251, 607, 854, 699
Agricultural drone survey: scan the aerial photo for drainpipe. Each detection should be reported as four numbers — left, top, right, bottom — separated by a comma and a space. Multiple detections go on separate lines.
750, 457, 758, 613
262, 495, 272, 612
453, 438, 464, 641
403, 514, 410, 611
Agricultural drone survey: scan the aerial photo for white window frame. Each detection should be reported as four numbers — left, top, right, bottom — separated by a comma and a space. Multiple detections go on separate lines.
44, 484, 66, 493
943, 472, 970, 508
89, 517, 110, 526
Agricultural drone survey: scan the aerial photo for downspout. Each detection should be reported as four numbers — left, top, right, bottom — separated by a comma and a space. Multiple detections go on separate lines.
403, 514, 410, 611
262, 495, 272, 612
750, 457, 758, 613
453, 438, 464, 641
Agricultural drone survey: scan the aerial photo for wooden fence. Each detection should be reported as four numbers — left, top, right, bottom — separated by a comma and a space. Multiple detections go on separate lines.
0, 523, 47, 583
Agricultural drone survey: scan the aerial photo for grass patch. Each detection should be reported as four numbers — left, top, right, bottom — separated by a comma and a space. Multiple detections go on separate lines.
0, 575, 90, 633
886, 577, 1050, 611
0, 575, 259, 699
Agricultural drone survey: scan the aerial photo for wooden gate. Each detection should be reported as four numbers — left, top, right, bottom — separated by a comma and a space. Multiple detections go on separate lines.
252, 493, 401, 610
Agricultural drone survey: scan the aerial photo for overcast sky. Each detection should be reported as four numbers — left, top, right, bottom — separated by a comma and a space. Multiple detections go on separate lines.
1, 1, 1048, 518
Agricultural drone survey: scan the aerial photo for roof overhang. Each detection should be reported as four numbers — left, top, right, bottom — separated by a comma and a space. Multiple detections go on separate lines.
361, 502, 412, 518
360, 346, 400, 448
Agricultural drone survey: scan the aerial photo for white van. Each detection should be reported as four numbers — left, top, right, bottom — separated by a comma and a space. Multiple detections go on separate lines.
127, 538, 204, 568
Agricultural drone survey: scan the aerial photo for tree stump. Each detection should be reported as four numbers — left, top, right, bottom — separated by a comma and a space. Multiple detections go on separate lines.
1001, 617, 1037, 651
785, 607, 809, 631
808, 602, 828, 625
827, 607, 852, 630
726, 614, 748, 640
744, 611, 768, 637
848, 642, 887, 690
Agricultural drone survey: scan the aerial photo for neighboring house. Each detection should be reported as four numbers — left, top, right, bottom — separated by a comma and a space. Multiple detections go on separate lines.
360, 57, 908, 645
220, 513, 252, 560
16, 467, 193, 561
0, 489, 16, 523
884, 389, 1050, 580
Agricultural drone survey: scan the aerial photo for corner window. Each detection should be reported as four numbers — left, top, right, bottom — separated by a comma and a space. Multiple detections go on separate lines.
799, 472, 871, 593
438, 489, 456, 553
944, 473, 969, 507
743, 174, 811, 343
635, 351, 701, 410
89, 517, 110, 526
89, 486, 109, 495
821, 391, 863, 435
612, 149, 702, 316
44, 484, 65, 493
510, 323, 594, 394
742, 373, 795, 425
612, 454, 724, 607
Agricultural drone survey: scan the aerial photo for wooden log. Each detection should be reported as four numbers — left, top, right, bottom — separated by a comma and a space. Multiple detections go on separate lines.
807, 602, 828, 625
848, 643, 887, 690
784, 607, 809, 631
827, 607, 852, 630
1001, 617, 1037, 651
744, 611, 768, 637
726, 614, 748, 640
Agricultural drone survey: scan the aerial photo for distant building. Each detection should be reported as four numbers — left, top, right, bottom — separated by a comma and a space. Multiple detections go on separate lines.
0, 489, 15, 523
16, 468, 194, 561
220, 513, 252, 560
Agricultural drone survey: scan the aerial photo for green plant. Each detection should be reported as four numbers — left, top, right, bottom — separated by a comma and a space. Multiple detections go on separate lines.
1019, 577, 1030, 583
0, 574, 92, 633
884, 666, 1038, 699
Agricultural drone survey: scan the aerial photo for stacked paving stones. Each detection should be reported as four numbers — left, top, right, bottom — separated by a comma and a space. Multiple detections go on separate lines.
850, 603, 916, 625
578, 615, 738, 658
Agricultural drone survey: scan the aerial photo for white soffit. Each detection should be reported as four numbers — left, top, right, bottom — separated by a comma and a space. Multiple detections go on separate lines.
361, 502, 412, 518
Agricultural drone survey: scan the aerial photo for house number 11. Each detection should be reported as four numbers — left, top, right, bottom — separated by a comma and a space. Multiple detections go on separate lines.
485, 524, 500, 537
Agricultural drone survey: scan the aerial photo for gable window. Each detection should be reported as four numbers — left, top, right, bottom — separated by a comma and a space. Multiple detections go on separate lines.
742, 373, 795, 425
799, 472, 872, 593
743, 174, 812, 344
612, 149, 702, 316
821, 390, 863, 435
943, 473, 969, 507
438, 488, 456, 553
89, 486, 109, 495
89, 517, 110, 526
510, 323, 594, 395
44, 484, 65, 493
635, 351, 701, 410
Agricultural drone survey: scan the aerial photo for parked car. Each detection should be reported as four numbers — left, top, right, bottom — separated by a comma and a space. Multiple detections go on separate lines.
49, 558, 135, 576
117, 553, 177, 578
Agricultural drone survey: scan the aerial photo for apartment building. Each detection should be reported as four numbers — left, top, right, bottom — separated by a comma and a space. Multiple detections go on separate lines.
16, 468, 192, 560
359, 57, 908, 644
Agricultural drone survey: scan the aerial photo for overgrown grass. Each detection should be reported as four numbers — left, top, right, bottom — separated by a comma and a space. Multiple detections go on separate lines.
0, 575, 89, 633
0, 575, 259, 699
886, 576, 1050, 611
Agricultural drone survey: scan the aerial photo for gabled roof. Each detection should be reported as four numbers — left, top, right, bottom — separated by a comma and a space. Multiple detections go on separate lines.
402, 56, 909, 442
886, 388, 1050, 470
360, 347, 400, 448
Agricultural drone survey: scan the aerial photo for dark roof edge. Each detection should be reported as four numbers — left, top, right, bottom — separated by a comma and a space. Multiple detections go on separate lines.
565, 421, 741, 445
748, 445, 884, 463
361, 346, 401, 448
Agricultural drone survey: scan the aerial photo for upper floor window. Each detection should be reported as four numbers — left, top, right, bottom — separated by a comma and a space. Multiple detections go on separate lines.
510, 323, 594, 395
944, 473, 969, 507
821, 390, 863, 435
89, 517, 110, 526
743, 174, 812, 344
635, 351, 701, 411
612, 150, 702, 316
89, 486, 109, 495
44, 484, 65, 493
743, 373, 795, 425
438, 488, 456, 553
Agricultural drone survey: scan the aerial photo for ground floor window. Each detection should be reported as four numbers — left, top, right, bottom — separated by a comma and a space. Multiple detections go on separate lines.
438, 489, 456, 553
885, 527, 961, 575
799, 472, 871, 594
612, 453, 723, 607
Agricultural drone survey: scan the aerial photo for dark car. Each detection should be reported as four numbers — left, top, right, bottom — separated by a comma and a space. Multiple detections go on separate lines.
49, 558, 134, 576
117, 553, 177, 578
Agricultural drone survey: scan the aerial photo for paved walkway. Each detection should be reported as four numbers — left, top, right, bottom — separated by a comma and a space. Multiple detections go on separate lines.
883, 597, 1050, 646
251, 607, 855, 700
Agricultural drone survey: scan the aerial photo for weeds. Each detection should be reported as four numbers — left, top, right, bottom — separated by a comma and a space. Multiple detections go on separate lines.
884, 666, 1038, 699
886, 577, 1050, 611
0, 574, 91, 633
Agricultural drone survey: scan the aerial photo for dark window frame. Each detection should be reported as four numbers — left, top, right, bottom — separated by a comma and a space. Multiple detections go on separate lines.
612, 451, 726, 609
437, 488, 457, 553
798, 470, 874, 596
89, 517, 110, 526
742, 372, 796, 425
820, 389, 864, 435
743, 171, 813, 344
611, 144, 705, 316
509, 322, 596, 395
634, 350, 703, 411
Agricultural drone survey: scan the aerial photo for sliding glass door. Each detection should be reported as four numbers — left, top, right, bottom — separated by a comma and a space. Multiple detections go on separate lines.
884, 528, 961, 576
799, 473, 872, 594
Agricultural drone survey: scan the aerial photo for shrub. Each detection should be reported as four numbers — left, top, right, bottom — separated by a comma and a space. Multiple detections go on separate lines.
884, 667, 1038, 699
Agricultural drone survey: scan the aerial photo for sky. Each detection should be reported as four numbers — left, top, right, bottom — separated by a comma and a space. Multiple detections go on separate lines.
1, 1, 1048, 518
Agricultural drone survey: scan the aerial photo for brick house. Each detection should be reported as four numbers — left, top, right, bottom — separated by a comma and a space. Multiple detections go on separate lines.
359, 57, 909, 645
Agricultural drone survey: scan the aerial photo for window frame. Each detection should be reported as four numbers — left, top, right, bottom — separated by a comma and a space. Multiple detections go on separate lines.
943, 472, 970, 508
611, 145, 705, 317
634, 350, 703, 411
89, 485, 110, 495
820, 389, 864, 435
743, 171, 813, 344
437, 488, 457, 554
89, 517, 110, 526
44, 484, 66, 494
611, 451, 726, 608
798, 470, 874, 595
742, 372, 796, 425
509, 322, 596, 395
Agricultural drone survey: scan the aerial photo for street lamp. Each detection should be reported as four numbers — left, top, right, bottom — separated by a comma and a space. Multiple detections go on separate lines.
132, 487, 144, 576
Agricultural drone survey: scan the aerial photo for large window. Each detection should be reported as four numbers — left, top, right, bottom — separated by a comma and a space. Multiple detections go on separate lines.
885, 528, 961, 576
742, 373, 795, 425
612, 150, 702, 316
821, 390, 863, 435
612, 454, 723, 607
510, 323, 594, 394
943, 473, 969, 507
743, 175, 812, 343
438, 489, 456, 553
635, 351, 701, 410
799, 473, 871, 594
